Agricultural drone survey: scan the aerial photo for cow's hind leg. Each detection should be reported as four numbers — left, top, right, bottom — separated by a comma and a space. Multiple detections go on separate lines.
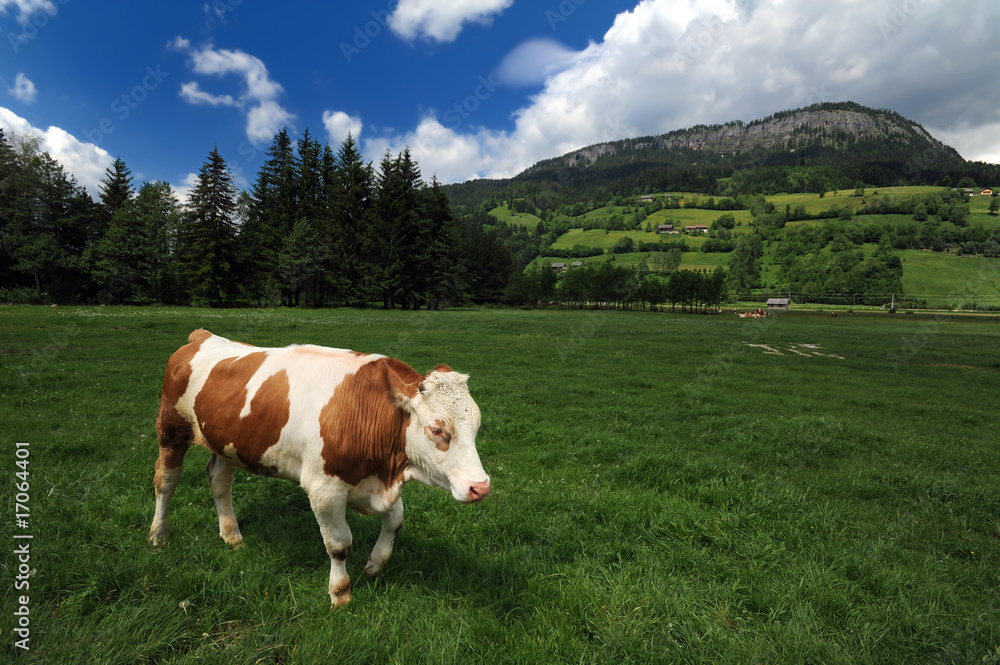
207, 454, 243, 548
149, 444, 190, 547
364, 498, 403, 578
306, 482, 353, 607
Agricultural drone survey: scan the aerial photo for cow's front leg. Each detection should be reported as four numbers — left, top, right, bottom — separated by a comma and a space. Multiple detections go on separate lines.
307, 485, 353, 607
364, 498, 403, 578
207, 454, 243, 548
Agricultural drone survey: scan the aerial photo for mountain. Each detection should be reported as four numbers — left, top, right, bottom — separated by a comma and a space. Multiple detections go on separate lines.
444, 102, 997, 209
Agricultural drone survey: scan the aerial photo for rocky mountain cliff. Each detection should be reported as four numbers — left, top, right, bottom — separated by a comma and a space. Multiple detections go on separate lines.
542, 103, 959, 171
444, 102, 991, 207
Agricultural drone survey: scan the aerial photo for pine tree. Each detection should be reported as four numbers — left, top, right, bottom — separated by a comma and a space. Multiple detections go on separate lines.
422, 175, 465, 307
94, 180, 182, 304
0, 131, 93, 302
181, 147, 240, 307
243, 129, 298, 305
328, 134, 373, 305
97, 157, 135, 238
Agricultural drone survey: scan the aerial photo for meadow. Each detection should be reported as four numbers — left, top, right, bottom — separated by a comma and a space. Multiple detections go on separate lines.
2, 305, 998, 664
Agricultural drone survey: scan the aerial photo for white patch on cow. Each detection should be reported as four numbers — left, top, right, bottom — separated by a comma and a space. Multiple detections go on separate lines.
347, 477, 403, 515
222, 443, 241, 463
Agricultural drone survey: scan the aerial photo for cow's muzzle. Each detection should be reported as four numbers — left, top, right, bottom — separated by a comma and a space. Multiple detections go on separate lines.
463, 479, 491, 502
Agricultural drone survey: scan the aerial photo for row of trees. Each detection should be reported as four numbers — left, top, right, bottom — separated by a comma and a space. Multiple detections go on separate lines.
503, 260, 728, 312
0, 127, 520, 307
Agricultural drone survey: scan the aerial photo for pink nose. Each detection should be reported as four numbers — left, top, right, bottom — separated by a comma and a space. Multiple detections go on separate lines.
467, 479, 491, 501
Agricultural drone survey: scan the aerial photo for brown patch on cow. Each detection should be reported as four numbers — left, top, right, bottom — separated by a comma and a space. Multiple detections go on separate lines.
330, 577, 352, 605
424, 420, 451, 452
319, 358, 418, 487
155, 331, 211, 467
188, 328, 213, 345
327, 545, 351, 561
433, 364, 453, 373
193, 353, 291, 474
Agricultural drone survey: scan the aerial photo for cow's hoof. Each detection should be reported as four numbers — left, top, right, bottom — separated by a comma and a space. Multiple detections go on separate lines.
363, 559, 384, 578
222, 534, 243, 549
329, 578, 352, 607
149, 532, 168, 549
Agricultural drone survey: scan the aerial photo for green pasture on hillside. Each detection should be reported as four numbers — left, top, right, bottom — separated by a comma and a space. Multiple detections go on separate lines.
488, 204, 543, 230
550, 228, 656, 251
899, 251, 1000, 306
2, 306, 999, 664
646, 208, 754, 229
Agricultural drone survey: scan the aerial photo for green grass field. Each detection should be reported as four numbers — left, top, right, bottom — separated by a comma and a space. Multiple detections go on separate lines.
899, 251, 1000, 306
2, 306, 999, 664
488, 204, 543, 230
646, 208, 754, 229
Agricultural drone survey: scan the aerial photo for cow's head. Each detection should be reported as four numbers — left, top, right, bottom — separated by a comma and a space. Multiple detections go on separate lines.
395, 366, 491, 503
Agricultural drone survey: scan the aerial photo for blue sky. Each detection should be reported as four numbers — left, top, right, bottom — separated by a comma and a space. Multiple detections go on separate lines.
2, 0, 999, 200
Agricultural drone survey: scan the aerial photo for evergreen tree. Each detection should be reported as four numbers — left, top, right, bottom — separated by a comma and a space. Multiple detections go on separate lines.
94, 181, 181, 303
279, 217, 324, 307
181, 147, 240, 306
374, 148, 424, 309
328, 134, 373, 305
422, 175, 465, 307
0, 131, 93, 302
243, 129, 298, 305
96, 157, 135, 238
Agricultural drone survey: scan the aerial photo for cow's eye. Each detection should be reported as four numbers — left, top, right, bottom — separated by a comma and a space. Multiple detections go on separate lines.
431, 427, 443, 437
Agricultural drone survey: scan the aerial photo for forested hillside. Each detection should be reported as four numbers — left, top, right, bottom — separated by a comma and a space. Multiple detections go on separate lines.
4, 102, 1000, 310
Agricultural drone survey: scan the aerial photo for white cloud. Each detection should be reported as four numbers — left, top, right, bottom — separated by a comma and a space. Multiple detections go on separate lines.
0, 0, 55, 25
363, 116, 511, 183
179, 82, 237, 107
176, 40, 296, 145
170, 172, 199, 208
496, 38, 590, 87
367, 0, 1000, 183
322, 110, 363, 147
246, 100, 296, 145
7, 73, 37, 103
388, 0, 513, 42
0, 106, 113, 196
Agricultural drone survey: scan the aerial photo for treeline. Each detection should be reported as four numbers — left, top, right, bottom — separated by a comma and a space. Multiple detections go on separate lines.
503, 261, 727, 312
0, 128, 518, 307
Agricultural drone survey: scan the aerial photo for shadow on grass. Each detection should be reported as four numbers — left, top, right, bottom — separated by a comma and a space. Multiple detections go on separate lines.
212, 478, 527, 618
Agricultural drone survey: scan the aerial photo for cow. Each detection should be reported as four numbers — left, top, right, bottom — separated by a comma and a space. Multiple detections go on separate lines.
149, 329, 491, 606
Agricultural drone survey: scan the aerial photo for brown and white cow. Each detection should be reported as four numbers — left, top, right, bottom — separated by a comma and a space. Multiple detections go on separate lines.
149, 329, 490, 606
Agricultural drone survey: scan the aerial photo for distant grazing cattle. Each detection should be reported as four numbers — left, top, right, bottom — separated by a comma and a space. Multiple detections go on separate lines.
149, 329, 491, 606
831, 311, 838, 318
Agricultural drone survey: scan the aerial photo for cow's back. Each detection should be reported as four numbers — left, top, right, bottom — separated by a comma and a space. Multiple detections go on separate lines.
159, 329, 384, 478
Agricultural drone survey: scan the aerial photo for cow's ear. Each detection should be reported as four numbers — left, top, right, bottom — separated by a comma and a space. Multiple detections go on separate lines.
384, 359, 421, 408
